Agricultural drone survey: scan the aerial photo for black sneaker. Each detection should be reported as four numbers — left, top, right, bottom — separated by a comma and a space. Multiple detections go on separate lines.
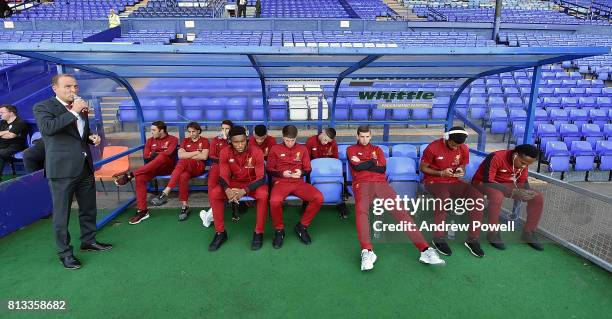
208, 231, 228, 251
272, 229, 285, 249
178, 206, 189, 221
337, 202, 349, 220
522, 231, 544, 251
464, 238, 485, 258
432, 237, 452, 256
487, 232, 506, 250
294, 223, 312, 245
251, 232, 263, 250
151, 193, 168, 206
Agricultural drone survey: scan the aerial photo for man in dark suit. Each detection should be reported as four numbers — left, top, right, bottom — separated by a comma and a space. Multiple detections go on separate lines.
33, 74, 112, 270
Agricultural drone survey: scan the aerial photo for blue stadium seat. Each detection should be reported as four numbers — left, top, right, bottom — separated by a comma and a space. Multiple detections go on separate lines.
377, 145, 390, 158
570, 109, 589, 127
391, 144, 418, 159
595, 141, 612, 175
544, 141, 571, 176
509, 109, 527, 125
570, 141, 595, 177
581, 124, 604, 148
559, 124, 581, 149
464, 154, 484, 182
604, 124, 612, 140
488, 108, 508, 134
534, 108, 549, 127
548, 108, 569, 128
386, 157, 418, 197
536, 124, 558, 149
310, 158, 344, 204
468, 96, 487, 119
589, 109, 608, 129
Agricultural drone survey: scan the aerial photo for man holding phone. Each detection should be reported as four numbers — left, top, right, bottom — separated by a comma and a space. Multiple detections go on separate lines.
471, 144, 544, 251
267, 125, 323, 249
420, 127, 485, 258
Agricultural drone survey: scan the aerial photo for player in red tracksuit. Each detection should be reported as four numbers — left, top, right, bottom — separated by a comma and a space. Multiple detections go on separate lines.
207, 126, 268, 251
304, 127, 350, 219
114, 121, 178, 225
471, 144, 544, 251
249, 124, 276, 160
420, 126, 485, 258
150, 122, 209, 221
208, 120, 233, 192
347, 125, 445, 271
267, 125, 323, 249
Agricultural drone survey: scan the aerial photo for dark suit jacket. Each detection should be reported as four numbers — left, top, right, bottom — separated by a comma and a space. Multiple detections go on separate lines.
33, 97, 94, 179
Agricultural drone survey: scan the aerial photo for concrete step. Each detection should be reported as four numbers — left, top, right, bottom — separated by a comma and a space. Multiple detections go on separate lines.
120, 0, 149, 17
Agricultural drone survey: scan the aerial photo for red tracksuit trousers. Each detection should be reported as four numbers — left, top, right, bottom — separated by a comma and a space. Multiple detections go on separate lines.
208, 163, 220, 191
135, 155, 175, 211
354, 181, 428, 251
424, 182, 484, 239
474, 183, 544, 233
167, 159, 205, 202
209, 184, 269, 233
269, 180, 323, 230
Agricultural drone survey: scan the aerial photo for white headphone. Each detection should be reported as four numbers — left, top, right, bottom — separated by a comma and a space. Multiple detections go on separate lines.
443, 129, 469, 140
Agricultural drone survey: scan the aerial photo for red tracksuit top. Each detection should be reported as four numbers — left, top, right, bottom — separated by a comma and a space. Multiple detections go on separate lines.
218, 145, 266, 192
471, 149, 530, 195
420, 138, 469, 184
346, 143, 387, 184
144, 134, 178, 161
267, 143, 311, 183
209, 136, 230, 164
180, 136, 210, 153
248, 135, 276, 160
305, 135, 339, 159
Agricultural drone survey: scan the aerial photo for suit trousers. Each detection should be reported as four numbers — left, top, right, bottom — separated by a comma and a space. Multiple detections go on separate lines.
48, 159, 97, 257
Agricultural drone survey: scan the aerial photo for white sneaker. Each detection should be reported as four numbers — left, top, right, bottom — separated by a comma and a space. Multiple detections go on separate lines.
360, 249, 377, 271
419, 247, 446, 265
199, 208, 214, 228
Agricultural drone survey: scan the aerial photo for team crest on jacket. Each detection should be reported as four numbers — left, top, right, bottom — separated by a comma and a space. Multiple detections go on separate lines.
246, 157, 254, 168
452, 155, 461, 166
295, 152, 301, 161
229, 158, 235, 163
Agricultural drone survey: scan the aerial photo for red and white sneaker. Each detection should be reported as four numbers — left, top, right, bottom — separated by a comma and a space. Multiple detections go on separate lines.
129, 210, 150, 225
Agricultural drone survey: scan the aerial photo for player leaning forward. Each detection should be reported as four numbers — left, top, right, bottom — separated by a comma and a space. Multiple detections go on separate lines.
420, 126, 485, 258
207, 126, 269, 251
347, 125, 446, 271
